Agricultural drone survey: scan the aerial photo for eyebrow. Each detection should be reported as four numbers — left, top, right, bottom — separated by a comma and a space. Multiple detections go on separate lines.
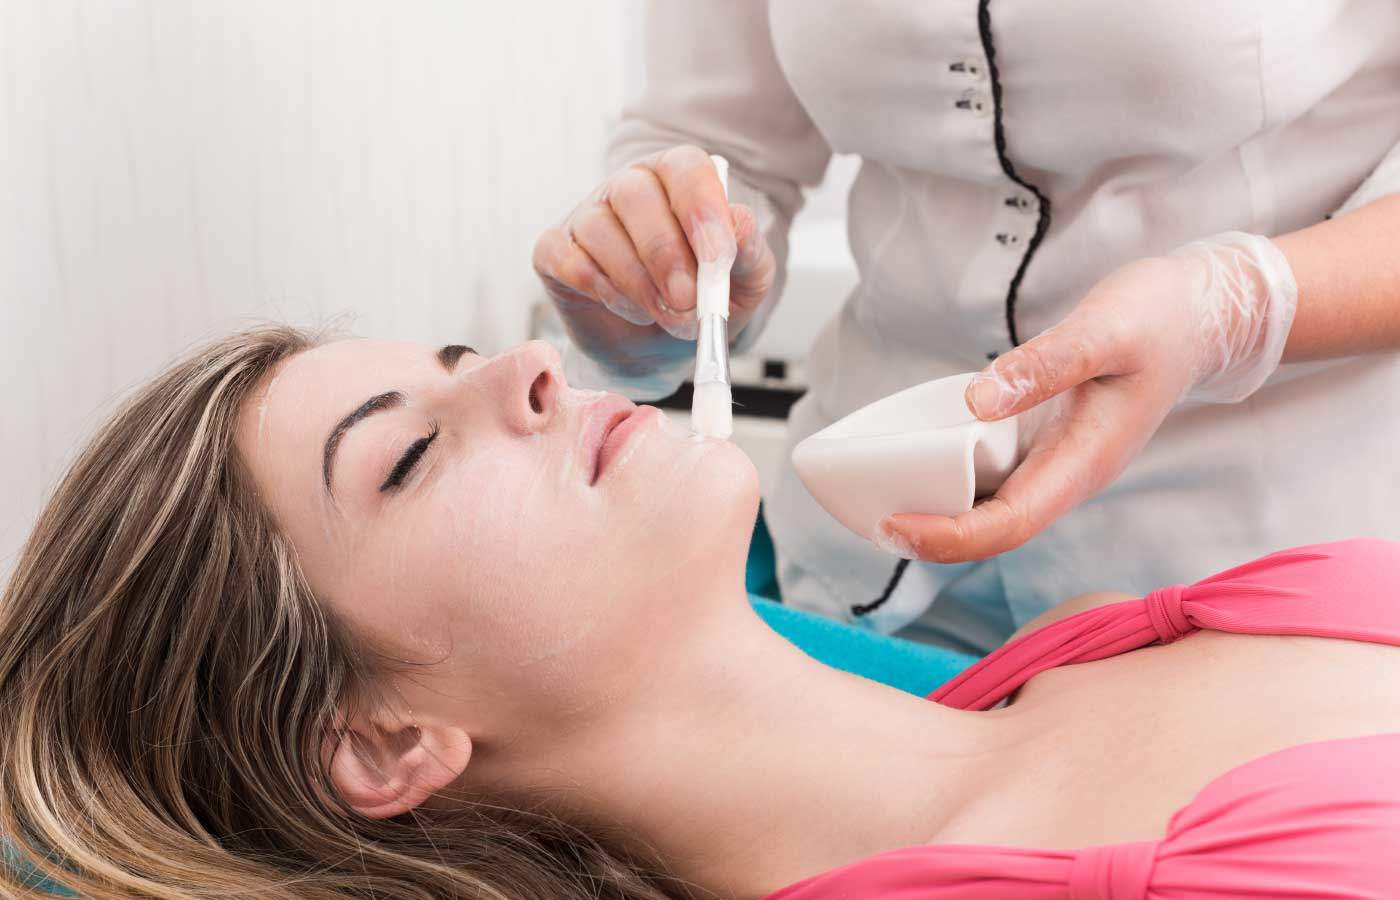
322, 391, 405, 493
437, 344, 475, 372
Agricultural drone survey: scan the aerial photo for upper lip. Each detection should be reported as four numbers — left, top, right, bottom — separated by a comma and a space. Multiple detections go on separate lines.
582, 394, 637, 485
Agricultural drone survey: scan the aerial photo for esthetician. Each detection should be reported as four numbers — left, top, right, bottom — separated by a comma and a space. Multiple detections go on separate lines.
533, 1, 1400, 652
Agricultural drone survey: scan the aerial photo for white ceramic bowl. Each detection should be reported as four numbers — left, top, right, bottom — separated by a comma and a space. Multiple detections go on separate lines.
791, 373, 1020, 545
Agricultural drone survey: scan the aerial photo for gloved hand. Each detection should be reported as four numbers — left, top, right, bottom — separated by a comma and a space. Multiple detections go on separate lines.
532, 145, 775, 382
878, 231, 1299, 563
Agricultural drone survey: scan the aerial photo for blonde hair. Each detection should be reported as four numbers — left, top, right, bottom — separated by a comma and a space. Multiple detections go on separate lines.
0, 325, 696, 899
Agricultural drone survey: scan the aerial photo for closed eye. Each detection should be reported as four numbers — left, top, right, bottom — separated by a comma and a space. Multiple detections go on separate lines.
379, 421, 440, 492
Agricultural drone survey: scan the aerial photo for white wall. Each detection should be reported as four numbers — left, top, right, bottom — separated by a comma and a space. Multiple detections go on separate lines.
0, 0, 635, 571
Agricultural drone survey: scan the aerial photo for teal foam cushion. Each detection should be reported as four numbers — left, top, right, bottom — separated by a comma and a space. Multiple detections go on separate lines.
748, 595, 977, 696
744, 506, 781, 600
746, 507, 977, 694
3, 841, 72, 896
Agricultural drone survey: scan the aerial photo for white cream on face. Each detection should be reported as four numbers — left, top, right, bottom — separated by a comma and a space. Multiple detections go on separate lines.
240, 337, 758, 728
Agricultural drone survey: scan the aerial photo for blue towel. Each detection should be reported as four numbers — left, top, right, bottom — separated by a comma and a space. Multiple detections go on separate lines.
3, 840, 72, 897
749, 595, 977, 696
745, 507, 976, 694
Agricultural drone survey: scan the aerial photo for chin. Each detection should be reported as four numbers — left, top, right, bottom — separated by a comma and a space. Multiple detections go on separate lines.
706, 441, 763, 543
654, 441, 761, 573
728, 446, 763, 515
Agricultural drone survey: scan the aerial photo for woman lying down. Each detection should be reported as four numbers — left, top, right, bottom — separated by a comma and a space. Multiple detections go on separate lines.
2, 325, 1398, 900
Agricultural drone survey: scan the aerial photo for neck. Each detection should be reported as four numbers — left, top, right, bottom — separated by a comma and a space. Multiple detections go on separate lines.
491, 585, 1001, 898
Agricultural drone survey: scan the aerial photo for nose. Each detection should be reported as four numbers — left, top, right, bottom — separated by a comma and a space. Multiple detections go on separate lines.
490, 340, 564, 435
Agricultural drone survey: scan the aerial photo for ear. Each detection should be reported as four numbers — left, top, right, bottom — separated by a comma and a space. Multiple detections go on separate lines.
327, 709, 471, 819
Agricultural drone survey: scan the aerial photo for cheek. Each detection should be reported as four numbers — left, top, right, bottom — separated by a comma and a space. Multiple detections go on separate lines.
335, 447, 564, 659
349, 429, 759, 696
409, 446, 616, 665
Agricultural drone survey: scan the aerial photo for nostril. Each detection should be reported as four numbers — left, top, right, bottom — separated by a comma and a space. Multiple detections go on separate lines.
528, 371, 550, 415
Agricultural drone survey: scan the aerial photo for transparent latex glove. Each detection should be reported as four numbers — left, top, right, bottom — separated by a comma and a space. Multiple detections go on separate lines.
532, 145, 775, 384
878, 232, 1298, 564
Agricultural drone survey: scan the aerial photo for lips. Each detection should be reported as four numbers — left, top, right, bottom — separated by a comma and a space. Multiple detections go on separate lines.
581, 394, 638, 485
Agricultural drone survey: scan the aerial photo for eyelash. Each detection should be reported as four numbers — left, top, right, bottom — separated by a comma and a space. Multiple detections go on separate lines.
379, 420, 440, 492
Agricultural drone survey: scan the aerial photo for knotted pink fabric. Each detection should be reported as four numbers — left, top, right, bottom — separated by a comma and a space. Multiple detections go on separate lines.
1067, 842, 1153, 900
1144, 584, 1190, 645
931, 542, 1397, 710
763, 540, 1400, 900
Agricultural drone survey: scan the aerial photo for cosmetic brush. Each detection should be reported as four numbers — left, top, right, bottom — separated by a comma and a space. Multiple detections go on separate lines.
690, 154, 735, 439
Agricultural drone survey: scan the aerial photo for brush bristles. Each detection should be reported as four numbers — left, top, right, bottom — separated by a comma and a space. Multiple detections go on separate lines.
691, 381, 733, 439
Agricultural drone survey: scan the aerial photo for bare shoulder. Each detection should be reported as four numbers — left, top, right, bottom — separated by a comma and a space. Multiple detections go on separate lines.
1005, 590, 1137, 645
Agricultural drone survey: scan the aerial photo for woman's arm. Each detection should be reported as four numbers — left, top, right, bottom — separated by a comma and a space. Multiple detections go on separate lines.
985, 190, 1400, 641
1276, 193, 1400, 361
881, 187, 1400, 565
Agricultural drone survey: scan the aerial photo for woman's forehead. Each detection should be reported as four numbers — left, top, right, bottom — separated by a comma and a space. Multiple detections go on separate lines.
239, 338, 486, 483
259, 339, 432, 420
241, 340, 413, 474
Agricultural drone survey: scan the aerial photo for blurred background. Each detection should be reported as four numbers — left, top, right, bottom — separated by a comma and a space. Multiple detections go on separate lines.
0, 0, 857, 574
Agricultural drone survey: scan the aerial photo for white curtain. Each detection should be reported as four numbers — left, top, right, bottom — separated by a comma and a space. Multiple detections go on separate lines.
0, 0, 638, 570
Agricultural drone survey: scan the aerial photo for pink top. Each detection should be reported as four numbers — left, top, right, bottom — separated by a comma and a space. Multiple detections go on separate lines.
764, 539, 1400, 899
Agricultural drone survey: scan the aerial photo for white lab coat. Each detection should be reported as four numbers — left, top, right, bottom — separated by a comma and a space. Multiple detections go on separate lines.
587, 0, 1400, 651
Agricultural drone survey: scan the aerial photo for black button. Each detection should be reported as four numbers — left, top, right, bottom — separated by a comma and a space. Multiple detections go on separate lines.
762, 359, 787, 381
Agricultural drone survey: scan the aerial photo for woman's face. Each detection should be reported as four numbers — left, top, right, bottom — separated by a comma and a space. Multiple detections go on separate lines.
237, 338, 758, 731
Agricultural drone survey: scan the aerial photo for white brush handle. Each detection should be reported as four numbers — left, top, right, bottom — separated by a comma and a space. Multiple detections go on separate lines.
696, 155, 732, 321
710, 154, 730, 196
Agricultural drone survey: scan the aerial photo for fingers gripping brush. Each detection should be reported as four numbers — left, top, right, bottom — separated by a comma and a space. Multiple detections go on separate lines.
690, 154, 735, 439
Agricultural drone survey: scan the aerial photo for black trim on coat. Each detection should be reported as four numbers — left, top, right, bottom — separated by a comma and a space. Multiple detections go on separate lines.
856, 1, 1053, 619
978, 0, 1051, 348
